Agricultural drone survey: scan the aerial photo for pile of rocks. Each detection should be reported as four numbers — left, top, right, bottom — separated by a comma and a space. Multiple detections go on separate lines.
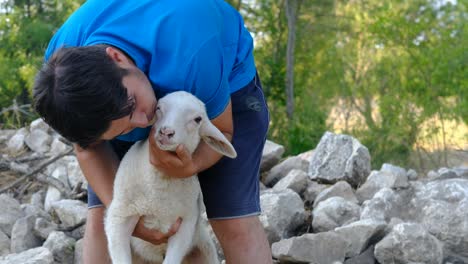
262, 134, 467, 264
0, 119, 467, 264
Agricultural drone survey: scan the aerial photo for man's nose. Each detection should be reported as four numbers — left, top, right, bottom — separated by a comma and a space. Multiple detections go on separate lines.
130, 111, 149, 128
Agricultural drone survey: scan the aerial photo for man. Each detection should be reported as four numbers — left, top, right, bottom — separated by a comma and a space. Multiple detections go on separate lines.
33, 0, 271, 263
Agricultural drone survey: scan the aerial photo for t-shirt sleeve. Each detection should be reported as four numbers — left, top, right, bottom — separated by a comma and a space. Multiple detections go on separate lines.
44, 25, 84, 61
184, 35, 230, 120
44, 29, 62, 61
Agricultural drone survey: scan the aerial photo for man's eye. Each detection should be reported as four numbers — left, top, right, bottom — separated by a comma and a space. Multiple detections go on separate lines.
194, 116, 202, 124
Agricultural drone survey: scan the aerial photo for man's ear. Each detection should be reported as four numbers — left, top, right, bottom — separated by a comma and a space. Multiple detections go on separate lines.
105, 46, 133, 66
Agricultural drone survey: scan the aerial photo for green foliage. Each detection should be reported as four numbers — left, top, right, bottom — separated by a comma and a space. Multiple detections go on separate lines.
0, 0, 465, 169
266, 87, 328, 154
0, 0, 85, 128
241, 0, 466, 168
244, 0, 337, 154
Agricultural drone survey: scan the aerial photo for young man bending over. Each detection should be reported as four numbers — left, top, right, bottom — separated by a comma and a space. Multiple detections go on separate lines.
33, 0, 271, 263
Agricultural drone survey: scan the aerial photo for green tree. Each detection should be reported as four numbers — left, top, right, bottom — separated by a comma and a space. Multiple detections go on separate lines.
0, 0, 84, 128
334, 0, 467, 167
240, 0, 466, 168
1, 0, 465, 170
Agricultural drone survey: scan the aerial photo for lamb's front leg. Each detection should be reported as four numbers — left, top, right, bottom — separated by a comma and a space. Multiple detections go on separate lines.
163, 215, 198, 264
105, 214, 140, 264
193, 220, 219, 264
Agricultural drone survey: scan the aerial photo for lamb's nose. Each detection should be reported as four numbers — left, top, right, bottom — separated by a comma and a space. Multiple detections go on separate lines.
159, 127, 175, 138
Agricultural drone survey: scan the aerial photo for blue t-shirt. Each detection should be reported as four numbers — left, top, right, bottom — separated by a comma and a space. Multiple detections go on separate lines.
45, 0, 256, 142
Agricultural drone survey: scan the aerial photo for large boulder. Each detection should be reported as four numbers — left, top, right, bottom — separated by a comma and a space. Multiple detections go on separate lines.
74, 239, 84, 264
49, 200, 87, 229
356, 165, 409, 203
303, 181, 329, 207
312, 197, 360, 232
260, 140, 285, 172
259, 189, 306, 244
411, 178, 468, 259
313, 181, 358, 208
44, 166, 69, 212
308, 132, 371, 188
272, 232, 348, 264
0, 247, 54, 264
263, 156, 309, 187
43, 231, 76, 263
273, 169, 308, 195
360, 187, 414, 222
0, 230, 10, 256
344, 245, 376, 264
374, 223, 443, 264
10, 216, 42, 253
6, 128, 28, 156
24, 129, 52, 154
334, 219, 386, 258
0, 194, 24, 237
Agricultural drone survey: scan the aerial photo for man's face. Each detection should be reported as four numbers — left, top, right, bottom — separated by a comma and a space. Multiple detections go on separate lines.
100, 67, 157, 141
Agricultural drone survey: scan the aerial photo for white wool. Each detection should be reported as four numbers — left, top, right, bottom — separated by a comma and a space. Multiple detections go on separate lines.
105, 91, 236, 264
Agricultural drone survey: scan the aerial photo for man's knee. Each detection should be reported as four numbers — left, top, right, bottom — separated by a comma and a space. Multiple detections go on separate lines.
209, 216, 272, 263
209, 216, 264, 240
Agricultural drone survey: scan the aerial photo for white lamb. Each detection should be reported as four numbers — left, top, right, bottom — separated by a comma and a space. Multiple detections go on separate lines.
104, 91, 237, 264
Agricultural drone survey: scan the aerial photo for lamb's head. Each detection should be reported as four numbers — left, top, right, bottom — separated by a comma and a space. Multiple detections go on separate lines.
153, 91, 237, 159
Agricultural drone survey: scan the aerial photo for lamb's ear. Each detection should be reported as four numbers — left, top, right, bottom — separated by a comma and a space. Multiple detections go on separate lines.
200, 121, 237, 159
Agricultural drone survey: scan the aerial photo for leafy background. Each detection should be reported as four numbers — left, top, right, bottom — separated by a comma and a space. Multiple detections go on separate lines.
1, 0, 466, 172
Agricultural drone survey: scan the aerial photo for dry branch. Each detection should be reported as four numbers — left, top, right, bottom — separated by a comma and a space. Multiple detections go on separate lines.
0, 148, 74, 194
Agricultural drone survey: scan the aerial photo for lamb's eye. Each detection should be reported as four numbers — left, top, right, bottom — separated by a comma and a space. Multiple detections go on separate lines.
194, 116, 202, 124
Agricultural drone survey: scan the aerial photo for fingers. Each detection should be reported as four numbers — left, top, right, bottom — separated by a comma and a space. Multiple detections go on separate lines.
175, 145, 191, 164
150, 147, 182, 168
148, 127, 191, 166
133, 217, 183, 245
167, 217, 183, 237
147, 129, 195, 177
150, 145, 186, 168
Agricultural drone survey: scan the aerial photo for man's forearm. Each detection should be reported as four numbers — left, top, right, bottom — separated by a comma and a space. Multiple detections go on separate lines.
74, 142, 120, 207
191, 100, 234, 174
192, 132, 233, 173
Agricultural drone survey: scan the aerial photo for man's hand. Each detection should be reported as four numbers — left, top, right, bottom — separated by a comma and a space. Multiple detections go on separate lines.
132, 216, 182, 245
148, 126, 198, 178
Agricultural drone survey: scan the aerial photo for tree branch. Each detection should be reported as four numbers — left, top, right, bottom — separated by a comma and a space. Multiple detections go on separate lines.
0, 148, 74, 194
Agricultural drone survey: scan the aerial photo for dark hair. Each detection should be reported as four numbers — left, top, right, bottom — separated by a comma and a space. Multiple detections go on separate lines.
33, 45, 134, 148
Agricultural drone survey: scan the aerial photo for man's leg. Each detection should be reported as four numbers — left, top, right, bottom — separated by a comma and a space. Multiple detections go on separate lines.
210, 216, 272, 264
198, 74, 271, 263
83, 207, 111, 264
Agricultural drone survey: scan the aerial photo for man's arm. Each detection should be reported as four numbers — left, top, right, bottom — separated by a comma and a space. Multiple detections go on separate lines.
194, 99, 234, 171
74, 141, 119, 207
149, 99, 234, 178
